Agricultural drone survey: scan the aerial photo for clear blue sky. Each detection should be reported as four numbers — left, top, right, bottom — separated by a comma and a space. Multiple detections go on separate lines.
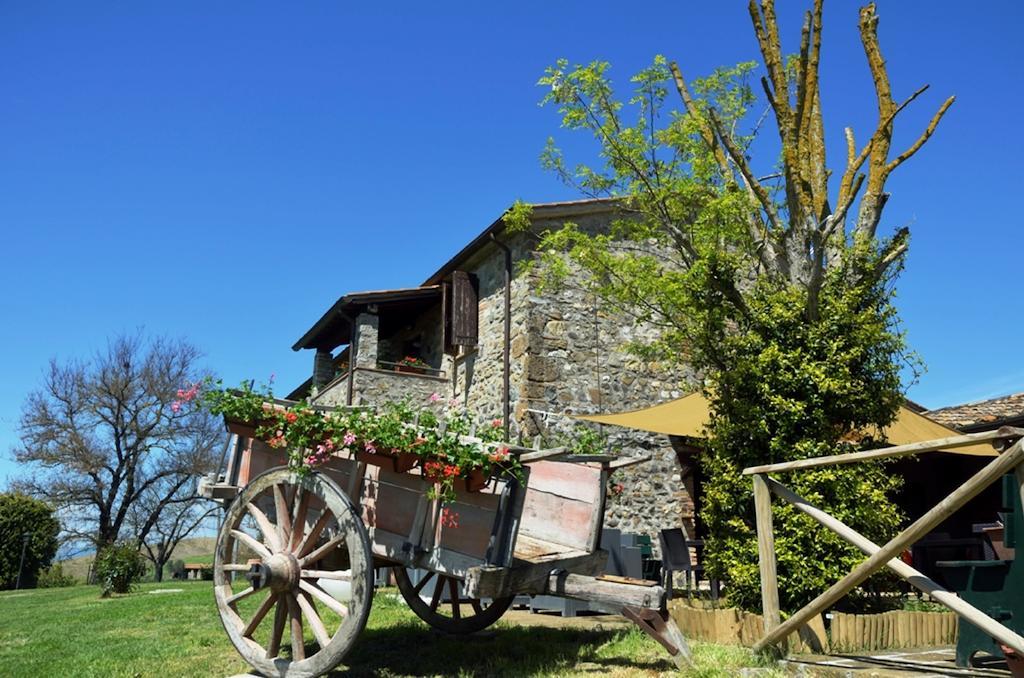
2, 2, 1022, 485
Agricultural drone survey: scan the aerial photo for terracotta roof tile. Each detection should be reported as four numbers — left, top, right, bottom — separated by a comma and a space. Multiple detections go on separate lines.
925, 391, 1024, 430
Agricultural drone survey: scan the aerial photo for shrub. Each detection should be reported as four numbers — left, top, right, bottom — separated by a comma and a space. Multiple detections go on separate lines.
701, 273, 907, 613
94, 543, 146, 596
37, 563, 77, 588
0, 492, 60, 589
168, 559, 185, 580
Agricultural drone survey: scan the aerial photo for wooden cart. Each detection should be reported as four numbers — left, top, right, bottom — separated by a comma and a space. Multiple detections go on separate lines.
202, 414, 690, 677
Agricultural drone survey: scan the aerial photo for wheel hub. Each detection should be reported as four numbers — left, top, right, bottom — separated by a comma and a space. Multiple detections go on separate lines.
246, 552, 300, 592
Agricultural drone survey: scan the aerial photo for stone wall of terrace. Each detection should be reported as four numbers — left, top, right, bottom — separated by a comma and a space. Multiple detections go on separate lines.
312, 368, 446, 410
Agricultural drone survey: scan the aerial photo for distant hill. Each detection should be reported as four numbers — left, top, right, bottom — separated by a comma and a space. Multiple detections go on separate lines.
59, 536, 217, 581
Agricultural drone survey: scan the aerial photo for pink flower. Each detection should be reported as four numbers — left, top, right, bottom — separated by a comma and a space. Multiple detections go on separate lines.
429, 392, 442, 403
448, 398, 460, 409
491, 418, 502, 428
364, 440, 377, 454
171, 401, 181, 413
176, 383, 200, 403
343, 431, 357, 446
441, 507, 460, 529
324, 439, 335, 451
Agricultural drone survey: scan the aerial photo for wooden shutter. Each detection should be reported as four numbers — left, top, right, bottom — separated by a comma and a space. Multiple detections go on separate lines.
449, 271, 478, 348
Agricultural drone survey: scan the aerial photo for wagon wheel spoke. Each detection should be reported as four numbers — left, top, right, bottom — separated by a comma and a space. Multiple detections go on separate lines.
245, 502, 283, 552
300, 533, 345, 567
286, 593, 305, 661
231, 528, 272, 560
299, 579, 348, 617
243, 592, 278, 638
267, 597, 287, 658
393, 566, 513, 635
297, 508, 334, 558
291, 487, 311, 551
429, 576, 445, 612
301, 569, 350, 581
273, 483, 293, 548
226, 585, 259, 607
412, 571, 434, 595
296, 590, 332, 648
448, 578, 461, 620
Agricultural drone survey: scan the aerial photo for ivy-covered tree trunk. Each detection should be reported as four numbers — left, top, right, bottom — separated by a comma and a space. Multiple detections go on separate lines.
700, 273, 906, 612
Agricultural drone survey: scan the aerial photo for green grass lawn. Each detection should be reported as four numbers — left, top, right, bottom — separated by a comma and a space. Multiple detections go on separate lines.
0, 581, 780, 677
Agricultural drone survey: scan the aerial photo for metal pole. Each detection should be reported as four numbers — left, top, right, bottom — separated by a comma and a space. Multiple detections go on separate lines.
15, 533, 30, 590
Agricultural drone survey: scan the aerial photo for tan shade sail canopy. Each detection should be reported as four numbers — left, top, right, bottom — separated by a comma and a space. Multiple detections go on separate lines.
575, 392, 997, 457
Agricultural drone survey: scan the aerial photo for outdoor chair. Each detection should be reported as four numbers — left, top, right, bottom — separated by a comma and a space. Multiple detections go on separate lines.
634, 533, 661, 581
659, 528, 719, 600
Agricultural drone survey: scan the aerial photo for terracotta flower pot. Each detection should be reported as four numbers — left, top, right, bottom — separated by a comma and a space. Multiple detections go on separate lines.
356, 449, 419, 473
464, 468, 489, 493
225, 418, 273, 439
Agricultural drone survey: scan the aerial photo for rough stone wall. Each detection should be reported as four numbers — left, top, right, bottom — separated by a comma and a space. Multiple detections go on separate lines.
354, 313, 379, 368
351, 368, 447, 407
445, 232, 533, 425
313, 375, 349, 407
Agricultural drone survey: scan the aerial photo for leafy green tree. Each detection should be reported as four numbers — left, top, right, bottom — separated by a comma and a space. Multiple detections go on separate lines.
0, 492, 60, 589
514, 0, 952, 612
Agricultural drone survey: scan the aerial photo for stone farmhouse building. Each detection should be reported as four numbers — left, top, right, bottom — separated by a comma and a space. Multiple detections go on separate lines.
285, 198, 700, 542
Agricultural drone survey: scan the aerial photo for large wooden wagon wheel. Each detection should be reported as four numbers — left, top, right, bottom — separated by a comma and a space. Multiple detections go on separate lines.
393, 566, 513, 634
214, 468, 373, 678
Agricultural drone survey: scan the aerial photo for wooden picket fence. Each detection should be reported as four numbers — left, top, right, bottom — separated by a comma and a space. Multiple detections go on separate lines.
667, 601, 827, 652
830, 610, 957, 652
668, 601, 958, 653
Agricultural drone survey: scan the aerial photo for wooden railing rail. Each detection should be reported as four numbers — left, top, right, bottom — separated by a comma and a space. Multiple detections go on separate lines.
745, 433, 1024, 655
742, 426, 1023, 476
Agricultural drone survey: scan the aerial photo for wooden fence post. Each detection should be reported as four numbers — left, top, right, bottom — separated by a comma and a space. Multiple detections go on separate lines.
752, 473, 781, 637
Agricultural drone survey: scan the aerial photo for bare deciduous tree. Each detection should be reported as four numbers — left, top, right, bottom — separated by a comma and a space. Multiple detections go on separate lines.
14, 334, 222, 551
668, 0, 953, 320
129, 472, 220, 582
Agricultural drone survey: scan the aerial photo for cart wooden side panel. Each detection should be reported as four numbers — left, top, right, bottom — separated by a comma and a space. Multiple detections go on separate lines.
231, 437, 516, 578
517, 460, 606, 554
